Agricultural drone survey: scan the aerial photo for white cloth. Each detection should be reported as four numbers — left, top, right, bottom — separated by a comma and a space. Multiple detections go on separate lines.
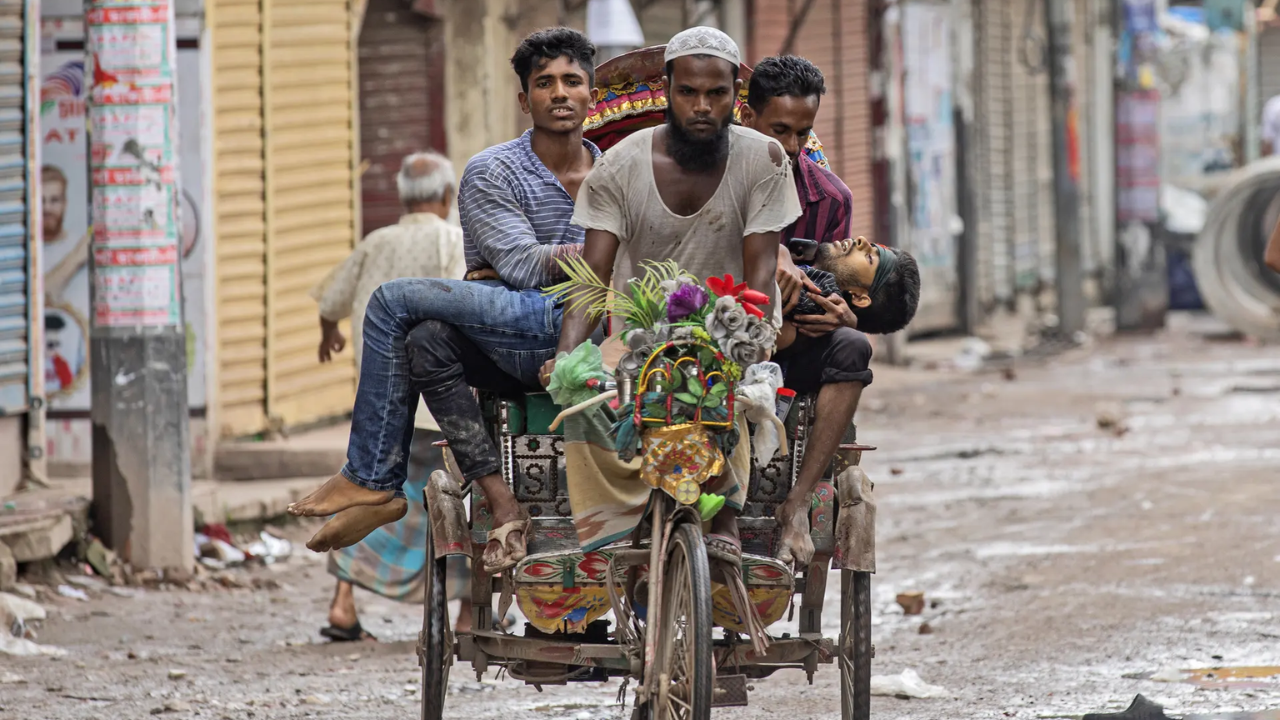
310, 212, 466, 430
664, 26, 740, 67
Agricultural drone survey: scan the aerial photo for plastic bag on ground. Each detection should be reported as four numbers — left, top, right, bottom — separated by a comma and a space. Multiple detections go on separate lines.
869, 668, 950, 699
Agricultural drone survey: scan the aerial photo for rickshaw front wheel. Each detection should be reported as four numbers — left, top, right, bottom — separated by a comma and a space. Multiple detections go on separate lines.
638, 521, 713, 720
419, 520, 451, 720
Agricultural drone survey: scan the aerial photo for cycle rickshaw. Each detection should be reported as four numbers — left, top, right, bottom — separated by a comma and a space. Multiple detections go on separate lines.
417, 47, 878, 720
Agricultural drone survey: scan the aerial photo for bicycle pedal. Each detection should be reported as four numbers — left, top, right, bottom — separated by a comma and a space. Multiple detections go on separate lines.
711, 674, 749, 707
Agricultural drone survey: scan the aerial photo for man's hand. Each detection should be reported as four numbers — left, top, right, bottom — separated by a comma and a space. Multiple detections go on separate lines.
318, 319, 346, 363
776, 245, 821, 314
539, 357, 556, 388
792, 293, 857, 337
465, 267, 501, 281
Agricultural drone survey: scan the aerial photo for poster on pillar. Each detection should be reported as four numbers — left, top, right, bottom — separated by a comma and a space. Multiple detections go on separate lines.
40, 16, 208, 465
87, 0, 183, 329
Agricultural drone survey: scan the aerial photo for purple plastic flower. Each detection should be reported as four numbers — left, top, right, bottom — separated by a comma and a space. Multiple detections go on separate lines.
666, 283, 709, 321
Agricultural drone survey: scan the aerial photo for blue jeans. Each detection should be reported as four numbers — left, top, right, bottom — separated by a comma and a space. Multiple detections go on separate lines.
342, 278, 562, 496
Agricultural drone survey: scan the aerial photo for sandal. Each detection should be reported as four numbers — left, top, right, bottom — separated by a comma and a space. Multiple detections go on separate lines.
482, 516, 531, 575
705, 533, 743, 565
320, 621, 378, 642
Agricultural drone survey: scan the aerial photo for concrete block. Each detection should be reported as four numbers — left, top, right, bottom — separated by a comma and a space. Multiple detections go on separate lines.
0, 416, 23, 497
0, 542, 14, 591
0, 514, 74, 563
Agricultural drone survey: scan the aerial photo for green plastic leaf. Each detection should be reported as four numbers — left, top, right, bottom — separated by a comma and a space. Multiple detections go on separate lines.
674, 392, 699, 404
709, 382, 728, 397
701, 395, 722, 409
688, 381, 704, 398
643, 403, 667, 418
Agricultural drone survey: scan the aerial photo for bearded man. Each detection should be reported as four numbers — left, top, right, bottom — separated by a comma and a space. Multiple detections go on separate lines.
543, 26, 800, 560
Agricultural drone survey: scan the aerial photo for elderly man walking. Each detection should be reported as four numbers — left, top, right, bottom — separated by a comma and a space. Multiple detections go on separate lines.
309, 150, 473, 641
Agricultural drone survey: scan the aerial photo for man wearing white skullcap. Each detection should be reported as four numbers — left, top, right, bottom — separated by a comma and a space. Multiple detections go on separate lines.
664, 25, 741, 67
543, 26, 803, 563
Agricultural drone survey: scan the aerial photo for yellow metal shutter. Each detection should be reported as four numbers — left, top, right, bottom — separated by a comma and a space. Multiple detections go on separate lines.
211, 0, 269, 437
263, 0, 357, 426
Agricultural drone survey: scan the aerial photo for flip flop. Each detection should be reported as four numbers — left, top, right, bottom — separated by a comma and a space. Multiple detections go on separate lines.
482, 517, 531, 575
705, 533, 743, 565
320, 621, 378, 642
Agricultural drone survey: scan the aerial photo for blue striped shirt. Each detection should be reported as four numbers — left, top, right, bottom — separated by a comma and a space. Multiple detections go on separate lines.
458, 129, 602, 289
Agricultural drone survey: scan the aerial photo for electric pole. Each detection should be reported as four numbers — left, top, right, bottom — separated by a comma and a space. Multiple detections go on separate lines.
1044, 0, 1086, 338
86, 0, 193, 571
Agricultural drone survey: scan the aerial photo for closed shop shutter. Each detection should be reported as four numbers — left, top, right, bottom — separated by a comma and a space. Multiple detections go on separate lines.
0, 0, 30, 414
973, 0, 1015, 305
1261, 26, 1280, 118
1010, 0, 1054, 293
262, 0, 357, 426
358, 0, 444, 236
211, 0, 269, 436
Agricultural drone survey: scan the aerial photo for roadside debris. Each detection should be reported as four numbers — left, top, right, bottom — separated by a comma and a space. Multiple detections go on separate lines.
1082, 695, 1173, 720
0, 590, 66, 656
895, 590, 926, 615
1135, 665, 1280, 690
195, 525, 292, 569
57, 584, 89, 601
869, 668, 949, 699
1095, 402, 1129, 436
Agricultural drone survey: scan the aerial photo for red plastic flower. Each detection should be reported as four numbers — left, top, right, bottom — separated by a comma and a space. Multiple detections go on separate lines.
740, 302, 764, 318
739, 289, 769, 305
706, 274, 747, 298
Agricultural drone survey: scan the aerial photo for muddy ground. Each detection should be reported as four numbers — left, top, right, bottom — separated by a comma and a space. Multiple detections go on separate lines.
5, 326, 1280, 720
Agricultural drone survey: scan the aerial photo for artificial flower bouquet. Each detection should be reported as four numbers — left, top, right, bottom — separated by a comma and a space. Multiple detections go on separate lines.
545, 259, 780, 510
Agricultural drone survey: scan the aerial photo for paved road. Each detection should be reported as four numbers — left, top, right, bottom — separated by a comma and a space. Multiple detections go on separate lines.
7, 327, 1280, 719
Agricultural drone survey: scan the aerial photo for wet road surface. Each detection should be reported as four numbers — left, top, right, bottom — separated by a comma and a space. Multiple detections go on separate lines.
6, 329, 1280, 719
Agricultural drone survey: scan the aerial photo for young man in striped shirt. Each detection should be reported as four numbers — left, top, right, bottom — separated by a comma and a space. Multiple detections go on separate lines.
289, 28, 601, 574
740, 55, 919, 565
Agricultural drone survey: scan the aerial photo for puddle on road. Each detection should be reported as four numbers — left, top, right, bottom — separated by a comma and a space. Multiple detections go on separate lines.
1128, 666, 1280, 690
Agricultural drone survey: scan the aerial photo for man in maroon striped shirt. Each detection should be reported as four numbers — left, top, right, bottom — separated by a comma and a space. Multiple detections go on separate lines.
739, 55, 875, 568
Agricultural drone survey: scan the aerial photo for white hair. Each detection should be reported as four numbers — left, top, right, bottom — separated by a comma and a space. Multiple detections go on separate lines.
397, 151, 456, 206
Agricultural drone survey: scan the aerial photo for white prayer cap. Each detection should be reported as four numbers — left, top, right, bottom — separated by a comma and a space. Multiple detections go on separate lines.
663, 26, 740, 68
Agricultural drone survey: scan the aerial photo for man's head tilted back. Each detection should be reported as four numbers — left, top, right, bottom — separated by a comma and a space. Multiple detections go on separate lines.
815, 237, 920, 334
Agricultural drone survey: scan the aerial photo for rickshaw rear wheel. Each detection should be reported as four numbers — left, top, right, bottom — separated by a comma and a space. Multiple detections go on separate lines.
638, 522, 713, 720
839, 570, 873, 720
419, 521, 451, 720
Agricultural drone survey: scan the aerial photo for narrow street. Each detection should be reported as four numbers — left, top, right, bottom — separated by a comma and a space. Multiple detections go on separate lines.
6, 323, 1279, 720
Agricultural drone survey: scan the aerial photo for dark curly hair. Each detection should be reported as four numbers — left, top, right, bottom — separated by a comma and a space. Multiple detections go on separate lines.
510, 28, 597, 94
747, 55, 826, 110
850, 249, 920, 335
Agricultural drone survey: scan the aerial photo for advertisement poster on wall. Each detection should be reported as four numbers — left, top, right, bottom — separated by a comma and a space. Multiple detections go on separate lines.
40, 18, 207, 464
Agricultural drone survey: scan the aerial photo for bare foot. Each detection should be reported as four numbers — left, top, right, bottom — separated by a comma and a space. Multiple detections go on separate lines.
288, 472, 395, 518
775, 498, 815, 568
305, 499, 408, 552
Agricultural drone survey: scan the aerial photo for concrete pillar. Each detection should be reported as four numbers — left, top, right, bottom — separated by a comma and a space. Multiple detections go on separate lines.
86, 0, 193, 571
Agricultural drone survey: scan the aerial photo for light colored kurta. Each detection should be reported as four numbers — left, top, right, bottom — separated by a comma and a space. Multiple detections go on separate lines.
311, 212, 465, 430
